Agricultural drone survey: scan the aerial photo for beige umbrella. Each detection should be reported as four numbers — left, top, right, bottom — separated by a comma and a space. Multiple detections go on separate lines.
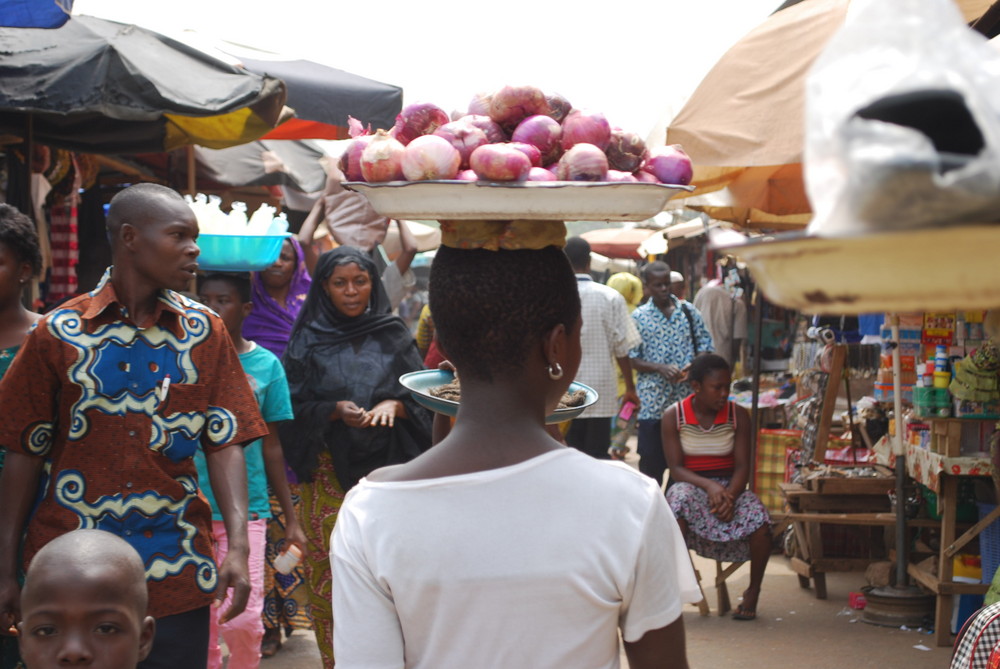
663, 0, 1000, 229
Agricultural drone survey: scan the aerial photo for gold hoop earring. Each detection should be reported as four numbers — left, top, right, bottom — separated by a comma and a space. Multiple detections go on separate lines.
547, 362, 563, 380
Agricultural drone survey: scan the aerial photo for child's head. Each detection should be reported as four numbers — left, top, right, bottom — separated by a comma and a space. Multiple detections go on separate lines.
18, 530, 155, 669
197, 272, 252, 340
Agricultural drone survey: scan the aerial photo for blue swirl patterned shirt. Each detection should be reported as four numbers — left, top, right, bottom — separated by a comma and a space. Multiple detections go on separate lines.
0, 268, 268, 618
629, 296, 714, 421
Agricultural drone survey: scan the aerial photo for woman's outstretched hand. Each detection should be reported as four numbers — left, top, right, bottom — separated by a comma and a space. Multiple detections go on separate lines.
367, 399, 401, 428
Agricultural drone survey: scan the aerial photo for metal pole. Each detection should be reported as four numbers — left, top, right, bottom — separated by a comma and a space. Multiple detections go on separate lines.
749, 287, 765, 485
890, 313, 909, 587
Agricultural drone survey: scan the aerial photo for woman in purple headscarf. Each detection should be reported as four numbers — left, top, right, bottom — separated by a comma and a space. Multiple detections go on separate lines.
244, 236, 314, 657
244, 236, 312, 359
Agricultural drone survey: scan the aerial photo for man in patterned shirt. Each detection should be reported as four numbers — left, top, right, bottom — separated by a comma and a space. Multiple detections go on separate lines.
563, 237, 640, 459
0, 184, 268, 669
629, 261, 714, 487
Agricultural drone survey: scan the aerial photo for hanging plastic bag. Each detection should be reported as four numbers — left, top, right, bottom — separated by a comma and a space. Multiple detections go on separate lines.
804, 0, 1000, 235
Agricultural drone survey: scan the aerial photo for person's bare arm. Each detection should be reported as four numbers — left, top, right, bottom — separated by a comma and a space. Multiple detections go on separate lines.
623, 617, 688, 669
393, 219, 418, 276
0, 452, 43, 635
296, 198, 324, 276
631, 356, 684, 382
261, 425, 306, 552
616, 356, 640, 408
205, 444, 250, 623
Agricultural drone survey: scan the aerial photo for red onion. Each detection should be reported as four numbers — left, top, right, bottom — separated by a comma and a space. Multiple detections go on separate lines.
462, 115, 507, 143
468, 91, 493, 116
606, 129, 648, 173
469, 144, 531, 181
509, 142, 542, 167
641, 144, 693, 185
557, 143, 608, 181
360, 130, 406, 182
527, 167, 557, 181
512, 115, 562, 165
401, 135, 461, 181
456, 169, 478, 181
607, 170, 639, 182
544, 163, 560, 176
339, 135, 375, 181
561, 109, 611, 151
346, 115, 371, 138
433, 121, 488, 169
488, 84, 550, 132
545, 92, 573, 123
633, 169, 660, 184
391, 102, 450, 146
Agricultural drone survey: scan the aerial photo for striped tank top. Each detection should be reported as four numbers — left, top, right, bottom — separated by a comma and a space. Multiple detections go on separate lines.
675, 394, 736, 472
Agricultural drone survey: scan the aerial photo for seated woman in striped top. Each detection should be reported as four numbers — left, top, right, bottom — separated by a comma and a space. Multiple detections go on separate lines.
662, 353, 771, 621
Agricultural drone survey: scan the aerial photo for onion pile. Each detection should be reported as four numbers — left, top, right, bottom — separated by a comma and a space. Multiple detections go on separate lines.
353, 86, 693, 185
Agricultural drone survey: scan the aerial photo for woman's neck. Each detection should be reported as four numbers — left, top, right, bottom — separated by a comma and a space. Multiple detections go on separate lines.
0, 300, 39, 348
267, 282, 291, 309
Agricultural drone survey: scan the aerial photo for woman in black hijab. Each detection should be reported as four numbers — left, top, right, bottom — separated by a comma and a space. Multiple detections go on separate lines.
280, 246, 431, 668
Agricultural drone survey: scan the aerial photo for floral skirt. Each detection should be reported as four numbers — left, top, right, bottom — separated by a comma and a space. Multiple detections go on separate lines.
665, 477, 770, 562
262, 487, 312, 634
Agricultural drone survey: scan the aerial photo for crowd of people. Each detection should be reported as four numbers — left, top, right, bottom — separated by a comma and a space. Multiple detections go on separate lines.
0, 183, 769, 669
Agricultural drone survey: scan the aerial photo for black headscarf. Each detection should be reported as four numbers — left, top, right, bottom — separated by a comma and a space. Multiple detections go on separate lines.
280, 246, 432, 488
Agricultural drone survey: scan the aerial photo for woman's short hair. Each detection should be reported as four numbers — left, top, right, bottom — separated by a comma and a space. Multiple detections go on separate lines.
0, 203, 42, 276
688, 352, 731, 384
429, 245, 581, 382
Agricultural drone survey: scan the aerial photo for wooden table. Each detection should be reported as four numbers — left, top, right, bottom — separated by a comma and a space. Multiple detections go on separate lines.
873, 438, 995, 646
781, 474, 906, 599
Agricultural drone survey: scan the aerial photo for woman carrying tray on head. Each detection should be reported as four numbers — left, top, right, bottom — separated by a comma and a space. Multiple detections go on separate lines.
662, 352, 772, 621
330, 226, 698, 669
280, 246, 432, 668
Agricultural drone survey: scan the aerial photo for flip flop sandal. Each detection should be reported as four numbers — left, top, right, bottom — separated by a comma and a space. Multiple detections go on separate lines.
732, 605, 757, 621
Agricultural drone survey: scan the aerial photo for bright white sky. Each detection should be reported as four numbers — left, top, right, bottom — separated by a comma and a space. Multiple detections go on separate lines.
73, 0, 779, 143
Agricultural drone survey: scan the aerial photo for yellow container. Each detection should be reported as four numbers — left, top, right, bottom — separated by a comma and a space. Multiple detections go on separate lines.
934, 371, 951, 389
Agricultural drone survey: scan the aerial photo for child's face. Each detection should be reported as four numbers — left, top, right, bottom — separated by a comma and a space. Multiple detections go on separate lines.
18, 565, 154, 669
198, 279, 251, 340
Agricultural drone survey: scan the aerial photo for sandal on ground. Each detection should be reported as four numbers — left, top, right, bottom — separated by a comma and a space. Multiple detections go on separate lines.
732, 604, 757, 621
261, 629, 282, 657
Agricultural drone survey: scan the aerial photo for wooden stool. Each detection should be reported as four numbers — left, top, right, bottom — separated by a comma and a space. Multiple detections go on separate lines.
689, 551, 747, 616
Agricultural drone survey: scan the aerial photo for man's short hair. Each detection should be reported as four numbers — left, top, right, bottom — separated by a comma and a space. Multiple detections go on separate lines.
563, 236, 591, 271
640, 260, 670, 284
199, 272, 252, 304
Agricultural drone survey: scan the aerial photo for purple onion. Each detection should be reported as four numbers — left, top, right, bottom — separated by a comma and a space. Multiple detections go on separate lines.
360, 130, 406, 182
391, 102, 450, 146
527, 167, 557, 181
512, 115, 562, 165
488, 84, 551, 132
561, 109, 612, 152
545, 92, 573, 123
607, 170, 639, 182
634, 169, 661, 184
462, 115, 507, 144
468, 91, 493, 116
469, 143, 532, 181
401, 135, 461, 181
509, 142, 542, 167
641, 145, 693, 185
434, 121, 489, 169
456, 169, 478, 181
606, 129, 648, 173
339, 135, 375, 181
557, 143, 608, 181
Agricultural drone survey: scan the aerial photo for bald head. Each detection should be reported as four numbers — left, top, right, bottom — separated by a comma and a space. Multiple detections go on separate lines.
24, 529, 148, 614
106, 183, 187, 246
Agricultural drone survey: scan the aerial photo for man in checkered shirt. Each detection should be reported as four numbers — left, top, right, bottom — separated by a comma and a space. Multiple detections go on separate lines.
562, 237, 641, 459
952, 601, 1000, 669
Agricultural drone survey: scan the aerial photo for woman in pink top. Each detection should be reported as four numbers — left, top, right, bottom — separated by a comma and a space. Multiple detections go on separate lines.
662, 353, 771, 621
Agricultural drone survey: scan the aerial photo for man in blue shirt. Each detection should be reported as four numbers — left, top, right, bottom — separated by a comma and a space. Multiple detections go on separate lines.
629, 261, 714, 487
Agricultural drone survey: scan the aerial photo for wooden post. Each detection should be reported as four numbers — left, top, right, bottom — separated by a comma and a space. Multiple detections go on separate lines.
813, 343, 846, 463
186, 145, 196, 196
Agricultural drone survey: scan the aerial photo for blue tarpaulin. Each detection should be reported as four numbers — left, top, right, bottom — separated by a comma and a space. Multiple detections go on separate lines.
0, 0, 72, 28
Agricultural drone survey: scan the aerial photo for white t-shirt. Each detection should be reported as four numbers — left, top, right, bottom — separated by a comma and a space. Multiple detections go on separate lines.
331, 448, 700, 669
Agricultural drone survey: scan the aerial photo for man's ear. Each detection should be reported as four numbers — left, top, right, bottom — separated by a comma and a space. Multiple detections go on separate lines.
120, 223, 137, 249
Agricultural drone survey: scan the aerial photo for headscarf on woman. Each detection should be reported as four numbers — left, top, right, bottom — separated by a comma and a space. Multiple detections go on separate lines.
280, 246, 432, 489
607, 271, 643, 313
244, 236, 312, 359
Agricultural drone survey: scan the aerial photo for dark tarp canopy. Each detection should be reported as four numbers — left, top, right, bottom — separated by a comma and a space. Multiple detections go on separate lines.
0, 15, 287, 154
